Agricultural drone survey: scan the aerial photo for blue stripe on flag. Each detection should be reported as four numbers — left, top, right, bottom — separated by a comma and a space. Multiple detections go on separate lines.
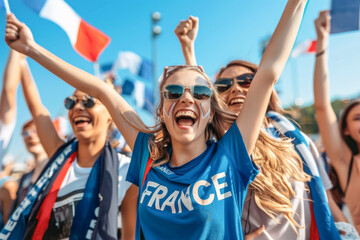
331, 0, 360, 34
0, 0, 4, 9
122, 79, 135, 95
138, 59, 153, 81
100, 62, 113, 73
23, 0, 47, 14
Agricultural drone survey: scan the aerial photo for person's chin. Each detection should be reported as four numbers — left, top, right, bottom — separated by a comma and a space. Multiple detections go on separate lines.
229, 103, 243, 115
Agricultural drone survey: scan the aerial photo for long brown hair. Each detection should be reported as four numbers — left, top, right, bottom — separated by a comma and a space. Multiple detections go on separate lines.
217, 60, 310, 232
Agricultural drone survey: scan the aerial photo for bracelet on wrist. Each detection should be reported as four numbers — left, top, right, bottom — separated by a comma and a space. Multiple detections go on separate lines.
316, 50, 325, 57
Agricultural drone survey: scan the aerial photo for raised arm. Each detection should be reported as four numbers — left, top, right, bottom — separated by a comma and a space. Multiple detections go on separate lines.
0, 50, 21, 126
238, 0, 308, 154
313, 11, 351, 175
175, 16, 198, 66
20, 59, 64, 157
5, 14, 140, 149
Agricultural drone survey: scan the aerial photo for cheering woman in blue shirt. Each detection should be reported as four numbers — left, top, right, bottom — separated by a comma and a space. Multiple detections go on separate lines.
5, 0, 307, 238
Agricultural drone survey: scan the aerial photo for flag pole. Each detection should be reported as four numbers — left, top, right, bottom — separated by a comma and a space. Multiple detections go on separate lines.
4, 0, 11, 14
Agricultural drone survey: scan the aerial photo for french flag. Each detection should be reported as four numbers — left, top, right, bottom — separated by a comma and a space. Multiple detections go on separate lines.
291, 40, 316, 58
23, 0, 111, 62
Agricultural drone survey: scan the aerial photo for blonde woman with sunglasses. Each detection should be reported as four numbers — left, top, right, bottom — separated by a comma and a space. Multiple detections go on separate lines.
5, 0, 307, 238
176, 11, 346, 240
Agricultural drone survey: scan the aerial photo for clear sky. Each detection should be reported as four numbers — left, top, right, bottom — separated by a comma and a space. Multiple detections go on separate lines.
1, 0, 360, 162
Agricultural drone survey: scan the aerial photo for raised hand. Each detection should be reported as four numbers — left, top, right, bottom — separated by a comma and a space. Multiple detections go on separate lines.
175, 16, 199, 47
315, 11, 331, 40
5, 14, 35, 55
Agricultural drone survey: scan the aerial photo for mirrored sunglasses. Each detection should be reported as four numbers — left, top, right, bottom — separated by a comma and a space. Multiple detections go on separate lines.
163, 84, 213, 101
214, 73, 255, 93
64, 95, 96, 110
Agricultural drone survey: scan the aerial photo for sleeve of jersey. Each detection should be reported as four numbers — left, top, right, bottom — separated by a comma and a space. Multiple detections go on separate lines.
125, 132, 151, 187
218, 122, 259, 185
117, 153, 132, 207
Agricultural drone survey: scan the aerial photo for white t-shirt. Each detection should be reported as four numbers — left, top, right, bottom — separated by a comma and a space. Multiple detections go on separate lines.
46, 152, 131, 239
242, 180, 311, 240
0, 119, 16, 166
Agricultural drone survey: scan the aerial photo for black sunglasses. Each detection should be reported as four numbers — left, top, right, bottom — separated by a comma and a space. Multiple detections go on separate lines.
214, 73, 255, 93
64, 95, 96, 110
162, 84, 213, 101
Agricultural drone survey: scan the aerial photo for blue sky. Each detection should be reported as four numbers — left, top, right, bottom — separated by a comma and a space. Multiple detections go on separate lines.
1, 0, 360, 161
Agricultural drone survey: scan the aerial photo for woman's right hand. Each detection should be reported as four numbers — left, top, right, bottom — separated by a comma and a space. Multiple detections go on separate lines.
174, 16, 199, 47
5, 14, 36, 56
314, 11, 331, 40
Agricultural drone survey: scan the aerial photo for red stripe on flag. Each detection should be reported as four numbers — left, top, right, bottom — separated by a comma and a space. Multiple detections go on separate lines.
307, 40, 317, 53
74, 20, 111, 62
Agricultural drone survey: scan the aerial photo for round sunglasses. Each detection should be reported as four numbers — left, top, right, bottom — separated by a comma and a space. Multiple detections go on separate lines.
214, 73, 255, 93
64, 95, 96, 110
162, 84, 213, 101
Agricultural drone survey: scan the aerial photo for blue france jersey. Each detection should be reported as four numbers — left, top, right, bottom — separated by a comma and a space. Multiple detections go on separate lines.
126, 122, 259, 240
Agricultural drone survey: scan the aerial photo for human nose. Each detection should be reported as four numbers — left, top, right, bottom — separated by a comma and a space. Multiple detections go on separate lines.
230, 80, 246, 94
72, 99, 85, 111
179, 88, 194, 104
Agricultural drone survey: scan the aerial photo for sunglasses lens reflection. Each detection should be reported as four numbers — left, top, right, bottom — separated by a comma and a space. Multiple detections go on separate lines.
164, 85, 184, 100
193, 86, 212, 100
215, 79, 232, 93
64, 97, 75, 110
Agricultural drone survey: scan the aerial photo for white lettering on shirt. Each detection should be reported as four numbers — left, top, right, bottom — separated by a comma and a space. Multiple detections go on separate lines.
193, 180, 214, 205
140, 172, 232, 214
211, 172, 232, 200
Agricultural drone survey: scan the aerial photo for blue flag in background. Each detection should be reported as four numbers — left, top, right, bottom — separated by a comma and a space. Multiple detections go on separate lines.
331, 0, 360, 34
121, 78, 154, 113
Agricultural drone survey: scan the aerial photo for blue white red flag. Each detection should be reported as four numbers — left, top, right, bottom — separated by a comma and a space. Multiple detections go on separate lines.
23, 0, 111, 62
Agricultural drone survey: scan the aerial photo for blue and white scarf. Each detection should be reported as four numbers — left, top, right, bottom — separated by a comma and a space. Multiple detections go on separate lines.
0, 139, 119, 240
267, 111, 341, 240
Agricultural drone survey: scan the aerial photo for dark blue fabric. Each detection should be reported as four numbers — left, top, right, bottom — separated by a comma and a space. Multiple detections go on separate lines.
267, 111, 341, 240
70, 155, 101, 239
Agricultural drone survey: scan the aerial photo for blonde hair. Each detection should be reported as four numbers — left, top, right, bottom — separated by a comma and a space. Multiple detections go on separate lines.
250, 126, 311, 232
218, 60, 311, 232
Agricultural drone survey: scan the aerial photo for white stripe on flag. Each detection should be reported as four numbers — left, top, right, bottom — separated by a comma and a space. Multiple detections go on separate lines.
134, 81, 145, 108
116, 52, 142, 75
40, 0, 80, 45
291, 40, 311, 58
